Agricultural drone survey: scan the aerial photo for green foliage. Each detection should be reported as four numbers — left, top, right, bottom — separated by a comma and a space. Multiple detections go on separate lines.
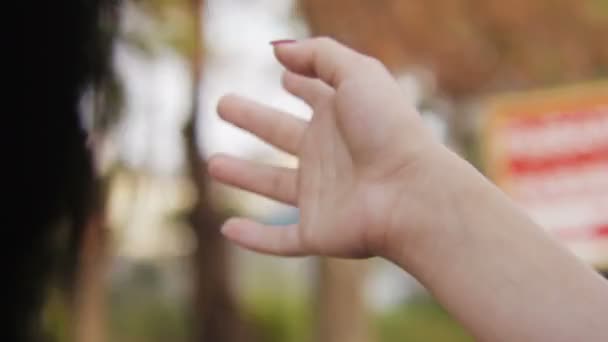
243, 291, 313, 342
586, 0, 608, 19
127, 0, 198, 58
109, 263, 191, 342
42, 288, 73, 342
243, 290, 472, 342
375, 295, 473, 342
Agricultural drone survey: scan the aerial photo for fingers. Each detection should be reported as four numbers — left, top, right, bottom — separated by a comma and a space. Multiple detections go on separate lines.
273, 37, 380, 88
221, 218, 306, 256
282, 71, 334, 107
217, 94, 307, 155
208, 154, 297, 205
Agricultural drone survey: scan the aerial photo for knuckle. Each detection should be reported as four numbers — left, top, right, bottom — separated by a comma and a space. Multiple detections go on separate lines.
362, 55, 385, 70
314, 36, 343, 54
314, 36, 337, 46
282, 72, 301, 96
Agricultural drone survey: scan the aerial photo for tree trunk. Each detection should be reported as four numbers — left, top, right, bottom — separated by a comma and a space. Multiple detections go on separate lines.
184, 80, 245, 342
315, 258, 372, 342
185, 1, 246, 341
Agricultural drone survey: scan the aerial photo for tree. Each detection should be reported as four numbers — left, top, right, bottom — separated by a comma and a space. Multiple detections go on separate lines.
184, 1, 248, 340
298, 0, 608, 97
124, 0, 248, 340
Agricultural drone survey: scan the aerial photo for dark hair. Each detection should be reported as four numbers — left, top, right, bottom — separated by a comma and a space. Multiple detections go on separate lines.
6, 1, 115, 340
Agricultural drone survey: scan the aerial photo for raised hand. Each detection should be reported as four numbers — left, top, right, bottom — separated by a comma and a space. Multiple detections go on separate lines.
208, 38, 608, 342
208, 38, 446, 258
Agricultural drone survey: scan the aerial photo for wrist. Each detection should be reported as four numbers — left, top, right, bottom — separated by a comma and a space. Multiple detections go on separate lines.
379, 146, 494, 269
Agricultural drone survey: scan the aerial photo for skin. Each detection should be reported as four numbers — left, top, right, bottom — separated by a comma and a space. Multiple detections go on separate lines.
208, 37, 608, 341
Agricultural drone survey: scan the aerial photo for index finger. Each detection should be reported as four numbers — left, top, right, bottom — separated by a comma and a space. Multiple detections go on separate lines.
272, 37, 379, 88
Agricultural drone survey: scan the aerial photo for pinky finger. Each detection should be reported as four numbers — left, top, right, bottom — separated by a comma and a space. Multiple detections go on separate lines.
221, 218, 307, 257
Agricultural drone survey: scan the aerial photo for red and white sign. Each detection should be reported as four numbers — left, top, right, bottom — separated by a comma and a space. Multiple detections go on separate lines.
480, 82, 608, 267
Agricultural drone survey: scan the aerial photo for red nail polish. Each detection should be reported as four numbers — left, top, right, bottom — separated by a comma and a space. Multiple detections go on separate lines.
270, 39, 297, 46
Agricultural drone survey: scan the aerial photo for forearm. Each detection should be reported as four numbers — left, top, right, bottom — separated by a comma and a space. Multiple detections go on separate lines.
213, 37, 608, 339
389, 149, 608, 341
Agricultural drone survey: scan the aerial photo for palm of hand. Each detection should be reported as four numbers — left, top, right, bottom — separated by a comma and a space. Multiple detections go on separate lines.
209, 38, 437, 258
296, 71, 430, 257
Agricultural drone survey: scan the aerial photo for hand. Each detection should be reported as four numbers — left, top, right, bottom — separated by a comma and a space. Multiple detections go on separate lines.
208, 37, 448, 258
210, 38, 608, 341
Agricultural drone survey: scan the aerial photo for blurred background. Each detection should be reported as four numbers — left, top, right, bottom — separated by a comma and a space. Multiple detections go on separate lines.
16, 0, 608, 341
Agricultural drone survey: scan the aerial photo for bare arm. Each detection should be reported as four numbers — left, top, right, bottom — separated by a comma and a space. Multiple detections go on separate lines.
387, 147, 608, 341
208, 37, 608, 341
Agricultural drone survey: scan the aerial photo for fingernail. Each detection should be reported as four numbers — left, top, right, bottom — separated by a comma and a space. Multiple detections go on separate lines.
270, 39, 297, 46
